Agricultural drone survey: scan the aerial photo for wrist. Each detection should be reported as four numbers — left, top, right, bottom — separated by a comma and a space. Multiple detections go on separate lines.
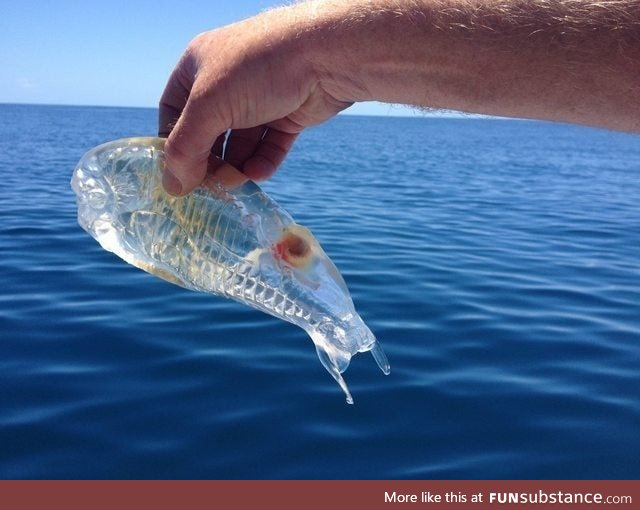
294, 0, 435, 105
292, 1, 370, 103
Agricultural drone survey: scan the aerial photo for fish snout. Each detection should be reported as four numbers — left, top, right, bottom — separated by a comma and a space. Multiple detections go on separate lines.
308, 317, 390, 404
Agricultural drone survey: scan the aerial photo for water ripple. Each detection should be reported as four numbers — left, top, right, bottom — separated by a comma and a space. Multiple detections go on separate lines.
1, 106, 639, 478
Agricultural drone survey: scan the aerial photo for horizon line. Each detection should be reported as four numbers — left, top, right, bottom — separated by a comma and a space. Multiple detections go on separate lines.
0, 101, 508, 121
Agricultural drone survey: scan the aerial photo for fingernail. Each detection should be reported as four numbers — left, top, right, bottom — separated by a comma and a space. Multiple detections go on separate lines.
163, 169, 183, 195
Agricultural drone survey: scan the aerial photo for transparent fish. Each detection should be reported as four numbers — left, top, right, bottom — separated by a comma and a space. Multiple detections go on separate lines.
71, 137, 389, 403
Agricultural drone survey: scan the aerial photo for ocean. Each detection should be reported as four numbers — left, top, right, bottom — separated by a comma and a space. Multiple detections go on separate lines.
1, 103, 639, 479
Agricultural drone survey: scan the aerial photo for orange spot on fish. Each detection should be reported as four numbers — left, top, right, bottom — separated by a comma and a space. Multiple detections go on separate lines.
273, 228, 312, 268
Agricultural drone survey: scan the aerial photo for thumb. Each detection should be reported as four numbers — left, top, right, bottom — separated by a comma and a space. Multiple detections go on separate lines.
163, 92, 227, 196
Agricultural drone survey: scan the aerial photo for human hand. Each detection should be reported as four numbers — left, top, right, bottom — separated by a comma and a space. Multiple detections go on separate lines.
159, 0, 640, 194
158, 5, 353, 195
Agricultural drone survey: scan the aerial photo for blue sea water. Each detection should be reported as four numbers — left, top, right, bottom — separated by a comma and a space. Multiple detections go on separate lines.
1, 103, 639, 479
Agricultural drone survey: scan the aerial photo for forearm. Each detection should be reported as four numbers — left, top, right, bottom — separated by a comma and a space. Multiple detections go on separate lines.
159, 0, 640, 193
296, 0, 640, 131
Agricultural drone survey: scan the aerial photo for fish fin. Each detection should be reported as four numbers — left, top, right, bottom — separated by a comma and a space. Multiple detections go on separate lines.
369, 341, 391, 375
315, 345, 354, 405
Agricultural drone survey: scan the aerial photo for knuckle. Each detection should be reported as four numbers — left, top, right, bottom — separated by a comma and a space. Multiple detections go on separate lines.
164, 138, 192, 166
164, 136, 209, 166
185, 31, 208, 55
165, 137, 207, 168
166, 130, 212, 166
260, 139, 286, 159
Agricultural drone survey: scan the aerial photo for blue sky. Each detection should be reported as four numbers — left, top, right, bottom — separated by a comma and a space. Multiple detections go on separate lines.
0, 0, 423, 116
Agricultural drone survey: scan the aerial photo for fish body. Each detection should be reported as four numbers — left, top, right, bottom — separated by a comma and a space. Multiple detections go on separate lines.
71, 137, 389, 403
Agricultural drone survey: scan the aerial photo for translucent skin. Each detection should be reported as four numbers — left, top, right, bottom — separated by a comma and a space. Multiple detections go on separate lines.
71, 137, 389, 403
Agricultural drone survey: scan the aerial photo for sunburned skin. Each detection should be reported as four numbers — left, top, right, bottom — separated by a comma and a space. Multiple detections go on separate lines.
71, 137, 389, 404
